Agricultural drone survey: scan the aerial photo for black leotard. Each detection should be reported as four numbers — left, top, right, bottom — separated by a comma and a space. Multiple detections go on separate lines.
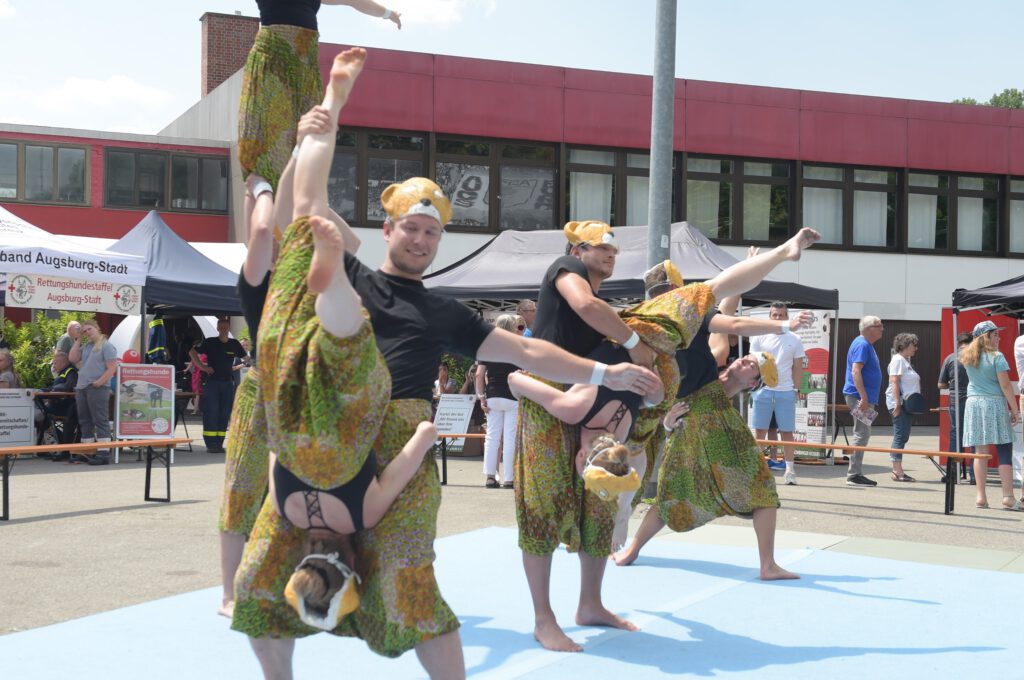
578, 341, 643, 440
257, 0, 320, 31
273, 455, 377, 532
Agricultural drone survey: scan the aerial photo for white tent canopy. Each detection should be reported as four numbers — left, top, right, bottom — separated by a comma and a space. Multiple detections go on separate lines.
109, 315, 222, 360
61, 235, 247, 278
0, 206, 146, 285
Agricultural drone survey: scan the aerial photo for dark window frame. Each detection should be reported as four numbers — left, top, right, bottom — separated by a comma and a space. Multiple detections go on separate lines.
0, 140, 90, 206
1010, 177, 1024, 255
565, 145, 653, 228
103, 148, 229, 214
799, 163, 899, 252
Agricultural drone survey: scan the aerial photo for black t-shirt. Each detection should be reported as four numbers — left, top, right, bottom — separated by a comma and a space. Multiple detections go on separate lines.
939, 352, 969, 401
197, 337, 246, 382
483, 361, 517, 401
676, 314, 720, 398
345, 252, 494, 401
533, 255, 603, 357
237, 269, 270, 359
257, 0, 320, 30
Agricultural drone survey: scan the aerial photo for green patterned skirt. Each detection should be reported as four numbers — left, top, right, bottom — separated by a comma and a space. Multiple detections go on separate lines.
656, 380, 779, 532
232, 399, 459, 656
219, 365, 268, 536
237, 24, 323, 190
515, 381, 616, 558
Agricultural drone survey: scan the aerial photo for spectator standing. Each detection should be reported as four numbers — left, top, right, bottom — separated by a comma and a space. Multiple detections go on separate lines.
433, 363, 458, 400
189, 318, 245, 454
843, 315, 885, 487
961, 321, 1022, 510
55, 321, 81, 355
750, 302, 806, 486
69, 318, 118, 465
0, 348, 22, 388
885, 333, 921, 482
476, 313, 524, 488
939, 332, 974, 483
517, 299, 537, 337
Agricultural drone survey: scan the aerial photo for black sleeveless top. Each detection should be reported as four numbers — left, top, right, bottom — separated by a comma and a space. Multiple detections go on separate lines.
237, 269, 270, 360
676, 314, 719, 399
257, 0, 321, 30
483, 361, 517, 401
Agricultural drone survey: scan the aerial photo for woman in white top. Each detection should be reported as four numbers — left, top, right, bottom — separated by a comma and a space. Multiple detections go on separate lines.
886, 333, 921, 482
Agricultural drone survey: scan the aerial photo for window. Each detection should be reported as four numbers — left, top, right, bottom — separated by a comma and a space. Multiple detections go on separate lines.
105, 149, 228, 212
908, 172, 948, 249
956, 175, 999, 253
801, 164, 896, 248
0, 142, 88, 204
567, 147, 651, 228
686, 156, 791, 243
1011, 179, 1024, 254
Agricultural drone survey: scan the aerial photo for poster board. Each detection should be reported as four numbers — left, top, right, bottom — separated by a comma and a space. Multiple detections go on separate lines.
433, 394, 476, 451
5, 272, 142, 315
0, 389, 36, 447
115, 364, 176, 439
746, 309, 832, 456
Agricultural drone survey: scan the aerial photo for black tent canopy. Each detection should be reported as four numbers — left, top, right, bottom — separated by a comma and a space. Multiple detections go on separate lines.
424, 222, 838, 309
108, 211, 240, 315
952, 274, 1024, 316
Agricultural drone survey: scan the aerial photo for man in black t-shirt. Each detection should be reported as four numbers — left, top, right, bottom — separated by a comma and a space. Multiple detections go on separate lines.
516, 219, 658, 653
189, 318, 245, 453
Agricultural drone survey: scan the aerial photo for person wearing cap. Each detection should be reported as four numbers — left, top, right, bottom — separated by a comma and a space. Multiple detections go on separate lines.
960, 320, 1022, 511
517, 227, 820, 652
842, 315, 885, 488
233, 48, 660, 679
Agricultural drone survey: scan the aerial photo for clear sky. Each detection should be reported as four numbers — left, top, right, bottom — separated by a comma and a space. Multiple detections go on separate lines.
1, 0, 1020, 134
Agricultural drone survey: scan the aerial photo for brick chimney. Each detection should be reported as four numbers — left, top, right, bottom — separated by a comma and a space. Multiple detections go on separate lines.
200, 12, 260, 96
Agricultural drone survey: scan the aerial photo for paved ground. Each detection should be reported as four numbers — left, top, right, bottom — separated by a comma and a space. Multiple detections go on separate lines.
1, 419, 1021, 635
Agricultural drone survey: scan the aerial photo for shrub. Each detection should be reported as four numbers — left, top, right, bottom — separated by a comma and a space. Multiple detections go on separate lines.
3, 311, 94, 389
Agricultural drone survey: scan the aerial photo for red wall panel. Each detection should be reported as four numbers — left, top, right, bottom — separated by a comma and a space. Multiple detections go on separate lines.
1011, 127, 1024, 176
688, 80, 801, 109
563, 90, 653, 149
800, 91, 907, 118
434, 78, 563, 141
907, 119, 1009, 174
434, 55, 564, 87
799, 109, 907, 167
685, 100, 800, 159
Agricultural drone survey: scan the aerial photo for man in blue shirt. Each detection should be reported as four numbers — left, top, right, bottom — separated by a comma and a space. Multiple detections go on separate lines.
843, 315, 884, 487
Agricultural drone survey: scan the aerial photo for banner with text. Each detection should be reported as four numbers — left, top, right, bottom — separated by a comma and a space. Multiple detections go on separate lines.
5, 272, 142, 315
115, 364, 176, 438
0, 389, 36, 448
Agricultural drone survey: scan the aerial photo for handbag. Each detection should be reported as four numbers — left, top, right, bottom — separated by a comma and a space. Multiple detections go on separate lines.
902, 392, 927, 415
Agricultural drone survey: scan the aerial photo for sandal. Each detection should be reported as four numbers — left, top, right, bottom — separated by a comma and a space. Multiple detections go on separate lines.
891, 473, 916, 482
1001, 496, 1023, 512
976, 500, 989, 509
502, 481, 514, 489
485, 477, 499, 489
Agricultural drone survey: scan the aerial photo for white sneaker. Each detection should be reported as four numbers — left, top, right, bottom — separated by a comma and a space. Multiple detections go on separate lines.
784, 471, 797, 485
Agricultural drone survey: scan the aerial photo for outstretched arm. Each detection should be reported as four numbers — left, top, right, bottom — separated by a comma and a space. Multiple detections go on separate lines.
709, 311, 813, 337
326, 0, 402, 28
476, 328, 661, 396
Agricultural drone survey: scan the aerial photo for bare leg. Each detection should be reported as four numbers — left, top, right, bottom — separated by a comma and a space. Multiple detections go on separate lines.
612, 503, 665, 566
576, 552, 639, 631
507, 373, 594, 425
362, 422, 438, 528
706, 228, 820, 300
523, 551, 581, 652
779, 431, 796, 463
244, 175, 276, 286
751, 507, 799, 580
975, 449, 990, 505
309, 215, 362, 337
293, 48, 366, 222
218, 531, 245, 617
249, 637, 295, 680
415, 630, 466, 679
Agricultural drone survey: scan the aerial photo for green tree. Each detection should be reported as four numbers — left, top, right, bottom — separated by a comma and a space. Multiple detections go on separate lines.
953, 88, 1023, 109
3, 311, 94, 388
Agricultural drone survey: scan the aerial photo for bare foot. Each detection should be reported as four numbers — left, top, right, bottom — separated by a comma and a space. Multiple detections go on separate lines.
576, 605, 640, 631
217, 599, 234, 618
326, 47, 367, 111
781, 227, 821, 261
307, 215, 344, 293
760, 562, 800, 581
534, 618, 582, 653
612, 546, 638, 567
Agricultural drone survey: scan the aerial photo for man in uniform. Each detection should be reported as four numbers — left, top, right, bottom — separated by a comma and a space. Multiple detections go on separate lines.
189, 318, 245, 453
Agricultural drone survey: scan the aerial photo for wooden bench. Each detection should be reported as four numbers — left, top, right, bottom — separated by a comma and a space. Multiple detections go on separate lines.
755, 438, 990, 515
0, 437, 193, 521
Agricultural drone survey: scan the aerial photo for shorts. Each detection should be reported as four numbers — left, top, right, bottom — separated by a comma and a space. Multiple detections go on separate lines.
751, 388, 797, 432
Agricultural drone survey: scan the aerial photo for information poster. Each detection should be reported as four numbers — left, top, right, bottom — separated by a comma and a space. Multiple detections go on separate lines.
746, 309, 832, 456
433, 394, 477, 451
0, 389, 36, 447
115, 364, 176, 438
5, 272, 142, 315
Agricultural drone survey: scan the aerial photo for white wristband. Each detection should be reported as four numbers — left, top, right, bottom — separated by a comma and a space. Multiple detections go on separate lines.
589, 362, 607, 385
622, 331, 640, 350
381, 8, 392, 19
777, 320, 789, 334
251, 179, 273, 199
